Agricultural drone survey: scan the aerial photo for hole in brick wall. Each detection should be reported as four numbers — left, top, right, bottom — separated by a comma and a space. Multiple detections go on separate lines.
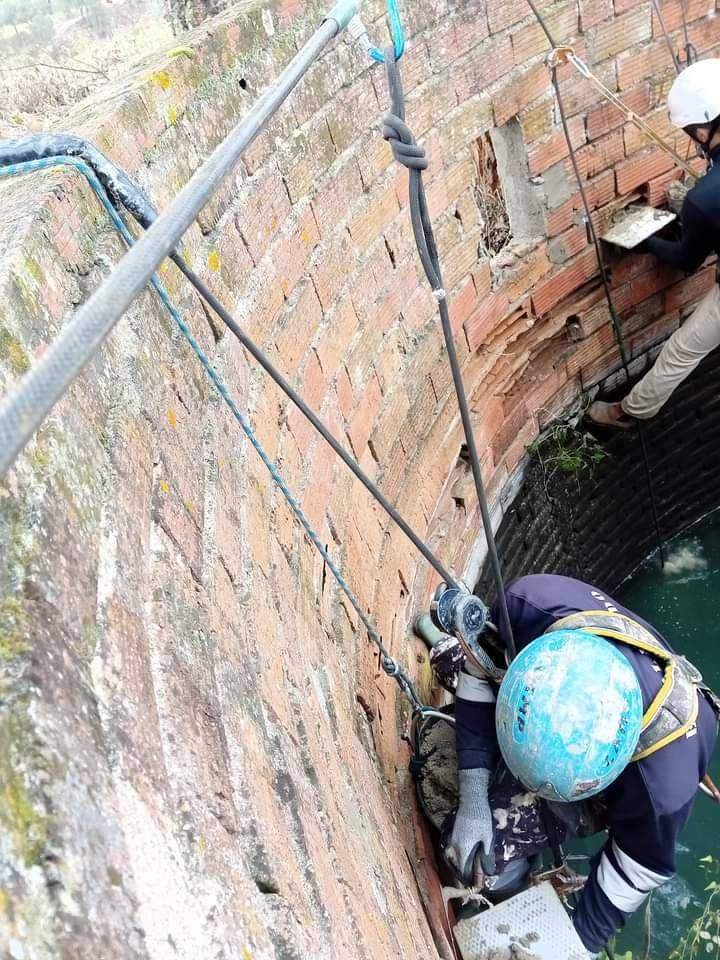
565, 315, 584, 342
487, 119, 545, 244
472, 133, 511, 257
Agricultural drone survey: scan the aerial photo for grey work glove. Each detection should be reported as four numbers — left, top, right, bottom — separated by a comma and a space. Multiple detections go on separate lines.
445, 767, 495, 884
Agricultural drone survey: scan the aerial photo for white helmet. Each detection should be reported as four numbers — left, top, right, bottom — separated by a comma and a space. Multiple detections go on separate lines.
668, 59, 720, 129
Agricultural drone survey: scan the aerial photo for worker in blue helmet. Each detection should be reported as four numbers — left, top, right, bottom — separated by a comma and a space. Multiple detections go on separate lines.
442, 574, 719, 956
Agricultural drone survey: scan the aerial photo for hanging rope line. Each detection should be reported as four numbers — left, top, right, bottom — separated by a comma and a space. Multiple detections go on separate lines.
382, 48, 517, 660
651, 0, 682, 75
526, 1, 666, 566
545, 45, 696, 178
0, 153, 432, 717
679, 0, 698, 65
167, 254, 457, 588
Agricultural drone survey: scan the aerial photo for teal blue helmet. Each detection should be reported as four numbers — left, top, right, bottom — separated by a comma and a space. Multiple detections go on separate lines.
495, 630, 643, 802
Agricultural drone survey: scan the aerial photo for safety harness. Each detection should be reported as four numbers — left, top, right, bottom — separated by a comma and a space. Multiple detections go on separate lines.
549, 610, 720, 761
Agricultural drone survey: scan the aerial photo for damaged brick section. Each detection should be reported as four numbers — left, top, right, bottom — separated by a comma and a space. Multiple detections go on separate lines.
1, 0, 719, 957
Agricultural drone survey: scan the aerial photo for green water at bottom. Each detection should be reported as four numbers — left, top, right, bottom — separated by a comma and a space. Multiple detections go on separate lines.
579, 510, 720, 958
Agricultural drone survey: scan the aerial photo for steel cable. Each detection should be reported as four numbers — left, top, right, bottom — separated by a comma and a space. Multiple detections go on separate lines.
526, 1, 666, 566
0, 154, 430, 716
0, 11, 348, 478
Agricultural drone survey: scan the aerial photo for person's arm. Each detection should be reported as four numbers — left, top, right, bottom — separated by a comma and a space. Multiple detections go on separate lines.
643, 195, 715, 272
447, 669, 499, 881
572, 777, 690, 954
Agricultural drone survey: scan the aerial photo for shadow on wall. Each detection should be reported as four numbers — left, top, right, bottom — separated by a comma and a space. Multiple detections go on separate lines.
478, 350, 720, 602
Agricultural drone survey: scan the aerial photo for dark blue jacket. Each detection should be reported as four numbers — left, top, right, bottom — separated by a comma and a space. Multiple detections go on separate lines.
644, 144, 720, 270
455, 574, 718, 954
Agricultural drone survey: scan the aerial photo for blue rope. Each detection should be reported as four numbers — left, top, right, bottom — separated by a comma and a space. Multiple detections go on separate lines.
0, 155, 426, 713
369, 0, 405, 63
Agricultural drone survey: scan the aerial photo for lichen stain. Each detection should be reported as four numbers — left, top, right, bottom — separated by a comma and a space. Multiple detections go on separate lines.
167, 106, 179, 126
0, 765, 49, 868
0, 597, 30, 661
0, 326, 30, 376
159, 479, 170, 495
167, 409, 178, 429
208, 250, 221, 272
150, 71, 172, 90
166, 46, 194, 60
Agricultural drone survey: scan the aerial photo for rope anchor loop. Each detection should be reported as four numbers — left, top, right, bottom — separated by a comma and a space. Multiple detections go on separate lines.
367, 0, 405, 63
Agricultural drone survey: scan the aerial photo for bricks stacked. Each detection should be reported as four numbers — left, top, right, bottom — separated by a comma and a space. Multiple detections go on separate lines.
0, 0, 719, 956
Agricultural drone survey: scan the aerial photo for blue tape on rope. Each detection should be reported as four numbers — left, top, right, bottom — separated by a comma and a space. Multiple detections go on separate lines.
369, 0, 405, 63
0, 154, 425, 710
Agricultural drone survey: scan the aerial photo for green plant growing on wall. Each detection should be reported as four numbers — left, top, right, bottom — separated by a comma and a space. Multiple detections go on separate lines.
528, 423, 608, 482
669, 856, 720, 960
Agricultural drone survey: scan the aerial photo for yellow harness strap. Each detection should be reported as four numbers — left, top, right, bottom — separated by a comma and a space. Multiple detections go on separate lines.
550, 610, 699, 761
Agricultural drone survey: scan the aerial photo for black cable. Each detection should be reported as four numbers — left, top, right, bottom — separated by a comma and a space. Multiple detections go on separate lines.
169, 252, 459, 589
383, 48, 517, 660
523, 1, 666, 566
679, 0, 698, 65
551, 71, 666, 566
651, 0, 682, 75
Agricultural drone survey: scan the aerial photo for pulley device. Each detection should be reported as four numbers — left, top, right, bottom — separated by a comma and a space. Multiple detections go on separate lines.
430, 586, 505, 683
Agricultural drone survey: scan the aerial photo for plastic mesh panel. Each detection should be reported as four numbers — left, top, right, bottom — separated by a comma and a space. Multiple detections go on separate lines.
453, 882, 587, 960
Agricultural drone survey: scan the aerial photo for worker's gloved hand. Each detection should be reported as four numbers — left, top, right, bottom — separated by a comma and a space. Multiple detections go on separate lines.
429, 635, 465, 692
445, 767, 495, 884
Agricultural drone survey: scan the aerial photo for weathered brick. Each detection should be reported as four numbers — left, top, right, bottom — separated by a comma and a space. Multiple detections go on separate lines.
487, 0, 529, 33
454, 33, 514, 101
348, 178, 400, 251
465, 290, 511, 350
347, 373, 383, 459
664, 264, 717, 312
587, 83, 652, 140
571, 128, 626, 179
580, 0, 614, 29
528, 116, 586, 177
548, 224, 589, 264
617, 38, 674, 89
511, 3, 580, 64
493, 63, 550, 127
615, 147, 675, 194
587, 5, 652, 63
531, 248, 599, 316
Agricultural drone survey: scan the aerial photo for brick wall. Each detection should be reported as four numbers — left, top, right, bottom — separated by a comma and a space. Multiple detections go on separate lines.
477, 352, 720, 602
1, 0, 719, 956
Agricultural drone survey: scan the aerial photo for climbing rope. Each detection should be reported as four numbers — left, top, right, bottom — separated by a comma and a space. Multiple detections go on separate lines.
367, 0, 405, 63
382, 48, 517, 660
527, 1, 666, 566
0, 154, 432, 717
545, 45, 697, 178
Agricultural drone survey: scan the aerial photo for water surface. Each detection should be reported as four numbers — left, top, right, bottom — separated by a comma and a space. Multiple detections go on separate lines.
610, 512, 720, 957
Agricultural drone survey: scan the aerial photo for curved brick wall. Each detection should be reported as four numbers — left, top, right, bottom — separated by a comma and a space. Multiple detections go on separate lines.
477, 351, 720, 604
1, 0, 720, 956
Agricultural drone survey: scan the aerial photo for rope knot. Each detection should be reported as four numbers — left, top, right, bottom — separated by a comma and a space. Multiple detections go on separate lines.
382, 113, 428, 171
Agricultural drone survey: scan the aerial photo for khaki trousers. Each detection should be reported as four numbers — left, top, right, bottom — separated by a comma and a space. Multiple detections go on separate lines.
622, 283, 720, 420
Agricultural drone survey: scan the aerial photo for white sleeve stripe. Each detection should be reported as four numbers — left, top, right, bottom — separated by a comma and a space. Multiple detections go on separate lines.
456, 672, 496, 703
611, 840, 670, 892
597, 852, 651, 913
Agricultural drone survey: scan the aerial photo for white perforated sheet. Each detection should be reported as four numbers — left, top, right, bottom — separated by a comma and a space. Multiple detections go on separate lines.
453, 882, 588, 960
